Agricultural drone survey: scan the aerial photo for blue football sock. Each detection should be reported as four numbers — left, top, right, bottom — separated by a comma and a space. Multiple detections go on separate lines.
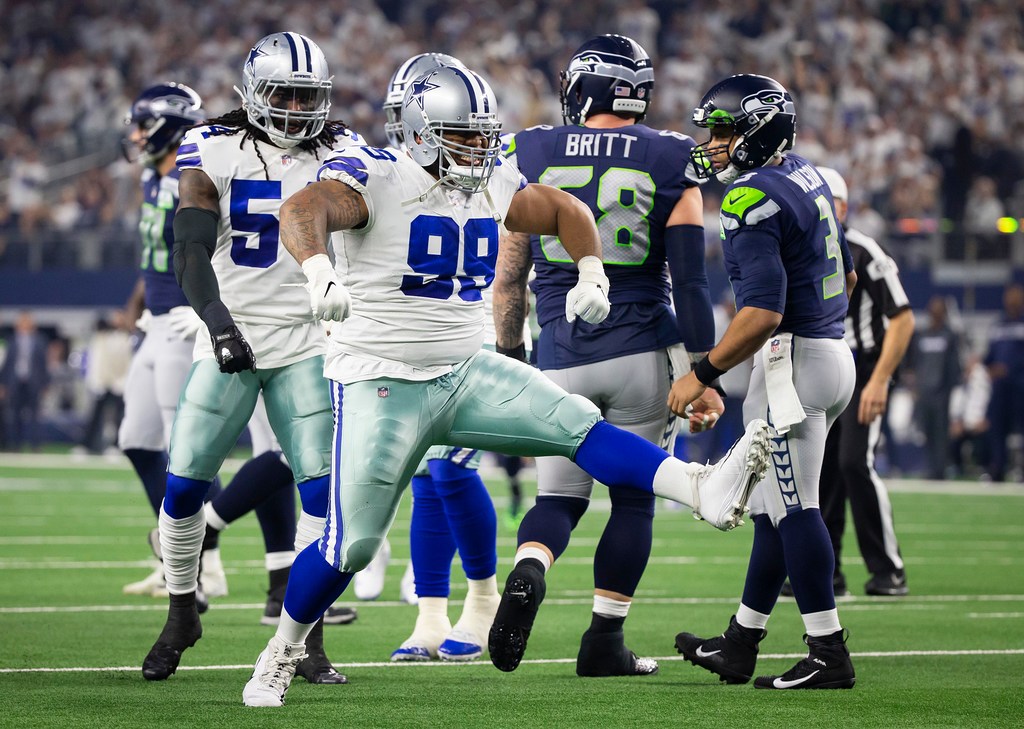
409, 474, 456, 597
210, 451, 293, 524
593, 486, 654, 597
283, 542, 353, 625
296, 474, 330, 518
741, 514, 788, 614
429, 459, 496, 580
779, 508, 837, 614
573, 421, 666, 494
124, 448, 167, 516
516, 494, 588, 559
164, 474, 210, 518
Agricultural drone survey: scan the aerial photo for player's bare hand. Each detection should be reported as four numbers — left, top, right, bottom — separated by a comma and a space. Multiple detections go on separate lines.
687, 387, 725, 433
668, 370, 706, 418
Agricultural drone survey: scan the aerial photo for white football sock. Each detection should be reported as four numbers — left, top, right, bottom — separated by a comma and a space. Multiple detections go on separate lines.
651, 457, 701, 508
158, 505, 205, 595
802, 608, 841, 637
295, 511, 326, 552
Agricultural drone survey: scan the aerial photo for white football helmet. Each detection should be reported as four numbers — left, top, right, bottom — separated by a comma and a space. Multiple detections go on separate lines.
401, 65, 502, 194
240, 32, 332, 148
384, 52, 464, 150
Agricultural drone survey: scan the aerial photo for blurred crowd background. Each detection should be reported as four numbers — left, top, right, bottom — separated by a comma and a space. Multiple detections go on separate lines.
0, 0, 1021, 480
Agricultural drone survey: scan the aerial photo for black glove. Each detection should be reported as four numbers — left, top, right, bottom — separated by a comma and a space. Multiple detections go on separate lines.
211, 326, 256, 374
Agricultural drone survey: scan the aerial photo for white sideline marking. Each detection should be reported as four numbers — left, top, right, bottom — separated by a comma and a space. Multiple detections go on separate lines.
3, 649, 1023, 674
3, 594, 1024, 615
967, 612, 1024, 619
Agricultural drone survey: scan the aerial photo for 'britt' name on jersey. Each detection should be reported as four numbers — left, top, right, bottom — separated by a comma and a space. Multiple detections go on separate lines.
564, 132, 638, 158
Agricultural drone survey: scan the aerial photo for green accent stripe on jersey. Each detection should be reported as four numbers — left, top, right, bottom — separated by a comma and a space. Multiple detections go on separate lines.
721, 186, 766, 220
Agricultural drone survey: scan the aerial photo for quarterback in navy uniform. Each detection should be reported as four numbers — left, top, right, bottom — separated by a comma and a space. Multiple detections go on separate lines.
493, 34, 722, 677
670, 74, 860, 689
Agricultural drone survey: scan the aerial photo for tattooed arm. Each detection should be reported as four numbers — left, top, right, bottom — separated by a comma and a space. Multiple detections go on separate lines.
493, 230, 532, 354
279, 179, 369, 265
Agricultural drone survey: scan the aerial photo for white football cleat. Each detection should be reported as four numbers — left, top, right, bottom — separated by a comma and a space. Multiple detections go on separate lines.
200, 548, 229, 599
243, 635, 306, 708
691, 418, 772, 531
399, 561, 418, 605
122, 563, 167, 597
353, 539, 390, 601
438, 627, 484, 661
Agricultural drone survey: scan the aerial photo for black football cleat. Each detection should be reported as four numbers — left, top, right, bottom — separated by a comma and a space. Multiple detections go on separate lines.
295, 619, 348, 684
322, 605, 358, 625
576, 629, 658, 677
865, 571, 908, 596
754, 629, 856, 689
488, 559, 547, 672
781, 572, 849, 598
675, 615, 765, 684
142, 596, 203, 681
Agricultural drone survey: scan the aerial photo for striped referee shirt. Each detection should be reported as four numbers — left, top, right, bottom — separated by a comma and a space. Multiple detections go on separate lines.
843, 227, 911, 357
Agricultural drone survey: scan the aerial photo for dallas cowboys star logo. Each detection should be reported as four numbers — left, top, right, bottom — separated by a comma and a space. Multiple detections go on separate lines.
246, 38, 272, 71
406, 74, 440, 111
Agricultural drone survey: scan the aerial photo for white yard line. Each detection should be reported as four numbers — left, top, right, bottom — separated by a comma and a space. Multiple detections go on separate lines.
3, 649, 1023, 674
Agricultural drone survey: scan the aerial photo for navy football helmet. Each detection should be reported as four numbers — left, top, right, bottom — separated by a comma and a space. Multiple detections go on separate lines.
690, 74, 796, 183
384, 52, 464, 150
560, 34, 654, 125
122, 82, 205, 166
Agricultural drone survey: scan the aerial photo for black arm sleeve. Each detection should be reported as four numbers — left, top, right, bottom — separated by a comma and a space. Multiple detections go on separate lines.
172, 207, 234, 334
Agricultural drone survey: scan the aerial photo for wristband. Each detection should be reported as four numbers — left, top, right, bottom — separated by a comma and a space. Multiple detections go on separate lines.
496, 342, 527, 363
693, 355, 726, 387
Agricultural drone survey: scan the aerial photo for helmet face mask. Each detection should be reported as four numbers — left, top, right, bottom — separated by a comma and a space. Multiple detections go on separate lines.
122, 83, 204, 166
559, 34, 654, 126
240, 32, 332, 148
402, 66, 502, 193
384, 52, 463, 149
690, 74, 796, 184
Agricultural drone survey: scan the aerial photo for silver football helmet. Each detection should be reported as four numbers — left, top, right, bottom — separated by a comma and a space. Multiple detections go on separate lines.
239, 32, 332, 148
401, 65, 502, 193
384, 52, 464, 150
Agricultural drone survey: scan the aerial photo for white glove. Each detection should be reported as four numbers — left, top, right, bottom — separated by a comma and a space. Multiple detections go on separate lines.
302, 253, 351, 322
565, 255, 610, 325
166, 305, 203, 340
134, 309, 153, 333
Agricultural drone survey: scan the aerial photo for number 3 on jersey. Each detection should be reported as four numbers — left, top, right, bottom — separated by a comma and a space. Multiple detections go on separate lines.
230, 179, 281, 268
402, 214, 498, 301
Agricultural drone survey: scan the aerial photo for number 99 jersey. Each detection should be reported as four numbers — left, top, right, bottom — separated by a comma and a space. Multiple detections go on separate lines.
315, 145, 527, 384
505, 124, 698, 370
175, 124, 361, 368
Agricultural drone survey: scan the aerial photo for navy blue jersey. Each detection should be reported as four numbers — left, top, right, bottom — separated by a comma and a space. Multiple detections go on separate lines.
507, 124, 696, 369
138, 166, 188, 315
719, 153, 852, 339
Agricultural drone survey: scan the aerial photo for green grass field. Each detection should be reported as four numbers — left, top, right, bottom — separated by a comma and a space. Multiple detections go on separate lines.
2, 454, 1023, 728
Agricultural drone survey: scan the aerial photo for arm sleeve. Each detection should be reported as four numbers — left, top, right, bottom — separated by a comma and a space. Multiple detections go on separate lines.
840, 227, 854, 274
664, 224, 715, 353
728, 228, 787, 313
172, 207, 233, 333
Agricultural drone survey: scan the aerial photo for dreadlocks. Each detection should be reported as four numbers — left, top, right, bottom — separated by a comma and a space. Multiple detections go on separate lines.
200, 108, 351, 179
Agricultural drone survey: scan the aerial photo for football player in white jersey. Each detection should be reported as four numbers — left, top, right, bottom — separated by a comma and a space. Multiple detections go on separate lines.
242, 63, 772, 708
141, 32, 359, 686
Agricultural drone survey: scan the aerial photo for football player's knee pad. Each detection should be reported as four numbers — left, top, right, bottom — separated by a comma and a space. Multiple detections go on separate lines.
608, 485, 655, 519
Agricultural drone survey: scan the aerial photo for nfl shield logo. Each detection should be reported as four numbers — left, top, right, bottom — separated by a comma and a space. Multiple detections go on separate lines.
281, 154, 293, 167
377, 386, 390, 398
770, 338, 781, 354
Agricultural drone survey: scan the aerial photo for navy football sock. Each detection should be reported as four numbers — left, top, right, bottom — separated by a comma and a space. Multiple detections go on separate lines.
255, 480, 297, 555
409, 474, 456, 597
517, 495, 588, 559
210, 451, 293, 524
429, 459, 496, 580
741, 514, 788, 614
124, 448, 167, 516
779, 508, 837, 614
593, 486, 654, 597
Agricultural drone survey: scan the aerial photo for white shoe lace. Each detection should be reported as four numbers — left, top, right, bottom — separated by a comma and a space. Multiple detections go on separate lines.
260, 642, 306, 694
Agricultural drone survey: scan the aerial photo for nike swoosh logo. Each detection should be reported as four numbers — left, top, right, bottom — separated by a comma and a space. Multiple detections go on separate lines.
773, 670, 819, 688
727, 193, 743, 206
695, 646, 721, 658
325, 281, 336, 294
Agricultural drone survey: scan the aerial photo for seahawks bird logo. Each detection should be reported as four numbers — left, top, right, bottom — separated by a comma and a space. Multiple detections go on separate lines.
740, 89, 794, 118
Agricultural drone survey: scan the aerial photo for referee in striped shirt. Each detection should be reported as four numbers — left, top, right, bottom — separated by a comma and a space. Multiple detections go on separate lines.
818, 167, 915, 597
